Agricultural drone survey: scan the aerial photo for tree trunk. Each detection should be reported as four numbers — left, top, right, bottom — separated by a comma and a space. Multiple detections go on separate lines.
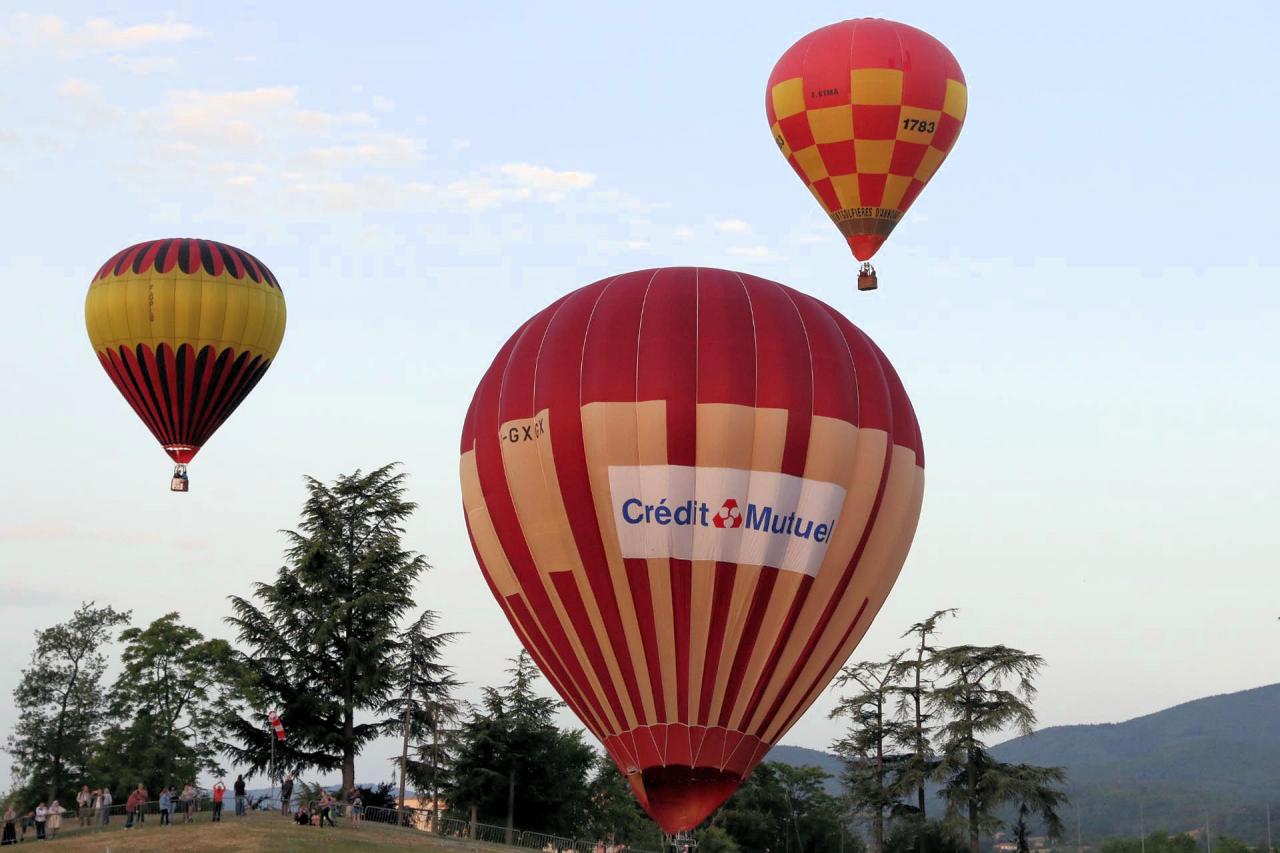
874, 699, 885, 853
967, 743, 980, 853
505, 766, 516, 845
431, 716, 440, 833
915, 657, 926, 817
49, 661, 79, 802
966, 690, 979, 853
342, 705, 356, 793
397, 697, 412, 808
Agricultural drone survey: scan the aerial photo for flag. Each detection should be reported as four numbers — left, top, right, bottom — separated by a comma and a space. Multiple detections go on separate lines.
268, 709, 286, 742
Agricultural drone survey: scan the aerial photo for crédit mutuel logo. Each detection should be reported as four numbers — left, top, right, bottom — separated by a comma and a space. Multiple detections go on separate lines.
607, 465, 846, 577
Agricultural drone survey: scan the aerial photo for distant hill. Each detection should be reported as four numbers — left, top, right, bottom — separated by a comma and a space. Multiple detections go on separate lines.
768, 744, 845, 794
768, 684, 1280, 843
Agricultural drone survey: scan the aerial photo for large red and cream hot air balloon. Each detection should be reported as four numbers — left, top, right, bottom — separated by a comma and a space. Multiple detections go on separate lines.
766, 19, 967, 290
85, 238, 286, 490
460, 268, 924, 833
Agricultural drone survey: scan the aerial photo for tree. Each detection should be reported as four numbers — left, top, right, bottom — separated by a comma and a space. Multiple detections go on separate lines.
1012, 802, 1031, 853
399, 708, 466, 828
832, 653, 909, 853
379, 608, 461, 813
696, 825, 743, 853
224, 464, 429, 793
714, 761, 858, 853
1102, 833, 1200, 853
105, 613, 237, 789
6, 603, 130, 802
446, 651, 594, 839
581, 753, 664, 850
930, 645, 1067, 853
885, 819, 969, 853
896, 609, 955, 819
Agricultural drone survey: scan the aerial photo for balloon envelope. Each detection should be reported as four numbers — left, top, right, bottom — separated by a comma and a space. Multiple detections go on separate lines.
766, 19, 967, 263
84, 238, 286, 465
460, 268, 924, 833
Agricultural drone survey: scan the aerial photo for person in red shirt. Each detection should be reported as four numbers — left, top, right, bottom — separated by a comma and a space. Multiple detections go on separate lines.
124, 786, 144, 829
212, 781, 226, 822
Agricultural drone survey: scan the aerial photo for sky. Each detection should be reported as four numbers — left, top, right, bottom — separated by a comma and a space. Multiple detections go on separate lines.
1, 1, 1278, 790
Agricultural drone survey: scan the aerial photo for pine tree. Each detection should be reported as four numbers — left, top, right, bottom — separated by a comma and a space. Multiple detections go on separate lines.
895, 608, 956, 820
832, 653, 909, 853
447, 651, 594, 839
224, 464, 429, 792
379, 608, 461, 814
930, 645, 1066, 853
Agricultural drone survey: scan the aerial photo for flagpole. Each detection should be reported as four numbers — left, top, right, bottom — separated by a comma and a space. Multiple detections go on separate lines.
270, 712, 277, 804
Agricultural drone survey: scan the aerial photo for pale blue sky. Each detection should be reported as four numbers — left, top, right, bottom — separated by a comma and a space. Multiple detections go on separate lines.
1, 1, 1277, 789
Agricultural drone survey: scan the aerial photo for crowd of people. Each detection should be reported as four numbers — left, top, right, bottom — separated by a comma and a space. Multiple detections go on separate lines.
1, 773, 268, 843
289, 784, 365, 829
0, 773, 376, 844
1, 801, 65, 843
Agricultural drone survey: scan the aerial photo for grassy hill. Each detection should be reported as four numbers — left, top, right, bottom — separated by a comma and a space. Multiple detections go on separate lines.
769, 683, 1280, 843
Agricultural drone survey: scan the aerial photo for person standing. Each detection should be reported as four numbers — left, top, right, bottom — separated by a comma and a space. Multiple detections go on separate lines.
349, 790, 363, 827
319, 792, 335, 827
233, 774, 246, 817
99, 787, 113, 826
211, 780, 225, 822
159, 787, 172, 826
2, 804, 15, 845
134, 784, 149, 824
280, 774, 294, 816
34, 802, 47, 840
124, 787, 140, 829
46, 801, 63, 838
76, 786, 91, 827
181, 783, 197, 823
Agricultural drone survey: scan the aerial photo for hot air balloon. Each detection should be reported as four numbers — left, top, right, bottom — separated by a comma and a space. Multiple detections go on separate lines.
460, 268, 924, 834
766, 19, 967, 290
84, 238, 286, 491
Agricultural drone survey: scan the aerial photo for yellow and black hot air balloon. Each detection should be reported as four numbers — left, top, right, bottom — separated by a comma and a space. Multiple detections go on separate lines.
84, 238, 286, 491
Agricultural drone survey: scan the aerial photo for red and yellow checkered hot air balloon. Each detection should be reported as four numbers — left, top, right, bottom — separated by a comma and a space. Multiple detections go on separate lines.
766, 19, 968, 290
84, 238, 286, 491
460, 268, 924, 834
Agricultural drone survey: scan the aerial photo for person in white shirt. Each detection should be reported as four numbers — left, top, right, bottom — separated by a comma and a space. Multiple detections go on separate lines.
33, 803, 47, 840
99, 788, 113, 826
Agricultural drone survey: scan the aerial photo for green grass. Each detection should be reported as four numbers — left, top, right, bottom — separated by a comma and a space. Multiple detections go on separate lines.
30, 812, 498, 852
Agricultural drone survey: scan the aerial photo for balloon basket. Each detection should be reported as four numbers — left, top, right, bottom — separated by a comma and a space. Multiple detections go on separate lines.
857, 262, 878, 291
667, 832, 697, 851
170, 464, 190, 492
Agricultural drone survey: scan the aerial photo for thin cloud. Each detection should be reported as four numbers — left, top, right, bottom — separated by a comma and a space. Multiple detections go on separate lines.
447, 164, 598, 210
301, 133, 425, 168
499, 163, 596, 191
714, 218, 752, 234
3, 13, 200, 54
109, 55, 177, 74
59, 77, 120, 121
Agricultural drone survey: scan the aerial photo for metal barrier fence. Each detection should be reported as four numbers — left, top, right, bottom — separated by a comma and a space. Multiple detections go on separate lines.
354, 805, 660, 852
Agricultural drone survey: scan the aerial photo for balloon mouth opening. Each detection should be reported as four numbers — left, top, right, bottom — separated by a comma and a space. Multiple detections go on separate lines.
848, 234, 886, 261
164, 444, 199, 464
629, 765, 742, 834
